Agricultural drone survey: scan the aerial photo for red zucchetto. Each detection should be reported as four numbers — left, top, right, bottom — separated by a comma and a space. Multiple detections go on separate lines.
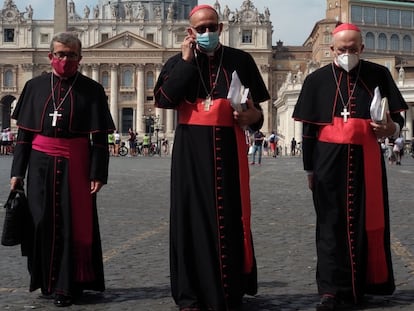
189, 4, 216, 17
332, 23, 361, 34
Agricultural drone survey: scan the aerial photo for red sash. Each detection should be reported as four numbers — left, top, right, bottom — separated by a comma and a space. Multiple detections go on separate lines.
32, 134, 95, 282
318, 117, 388, 284
178, 99, 254, 273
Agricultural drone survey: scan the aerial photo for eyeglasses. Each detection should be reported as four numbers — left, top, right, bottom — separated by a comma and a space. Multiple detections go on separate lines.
191, 24, 219, 34
53, 51, 79, 60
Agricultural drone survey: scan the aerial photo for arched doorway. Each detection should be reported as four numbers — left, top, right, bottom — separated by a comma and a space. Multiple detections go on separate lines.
0, 95, 16, 130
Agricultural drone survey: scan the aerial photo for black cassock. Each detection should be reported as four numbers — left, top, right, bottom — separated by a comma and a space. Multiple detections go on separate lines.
293, 60, 408, 302
11, 72, 115, 296
154, 45, 270, 310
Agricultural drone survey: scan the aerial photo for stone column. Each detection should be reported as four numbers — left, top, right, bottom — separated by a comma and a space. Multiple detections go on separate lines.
54, 0, 68, 33
136, 64, 145, 133
260, 64, 271, 134
81, 64, 89, 77
91, 64, 99, 82
405, 106, 413, 139
110, 64, 119, 130
154, 64, 164, 133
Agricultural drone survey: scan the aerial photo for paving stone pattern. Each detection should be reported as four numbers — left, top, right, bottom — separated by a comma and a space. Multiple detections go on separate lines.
0, 154, 413, 310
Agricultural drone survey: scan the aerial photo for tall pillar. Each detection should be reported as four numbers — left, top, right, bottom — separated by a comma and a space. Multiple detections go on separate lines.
110, 64, 118, 130
54, 0, 68, 33
260, 64, 271, 134
91, 64, 99, 82
136, 64, 145, 133
154, 64, 164, 133
166, 108, 175, 134
405, 106, 413, 139
81, 64, 89, 77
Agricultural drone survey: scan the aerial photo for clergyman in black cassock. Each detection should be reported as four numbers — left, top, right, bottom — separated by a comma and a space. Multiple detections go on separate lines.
10, 32, 115, 307
154, 4, 270, 311
293, 23, 408, 310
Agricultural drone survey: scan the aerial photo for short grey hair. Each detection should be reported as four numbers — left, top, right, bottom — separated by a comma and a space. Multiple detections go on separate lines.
50, 32, 82, 54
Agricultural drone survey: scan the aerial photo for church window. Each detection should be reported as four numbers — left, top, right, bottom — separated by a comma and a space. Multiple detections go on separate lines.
101, 33, 109, 42
363, 7, 375, 24
390, 34, 399, 51
376, 8, 387, 25
146, 33, 154, 42
3, 70, 13, 87
4, 29, 14, 42
403, 35, 412, 52
102, 71, 109, 88
389, 9, 400, 26
365, 32, 375, 50
122, 69, 133, 87
378, 33, 387, 50
401, 10, 412, 27
40, 33, 50, 44
351, 5, 362, 23
176, 33, 186, 44
242, 30, 252, 43
146, 71, 154, 89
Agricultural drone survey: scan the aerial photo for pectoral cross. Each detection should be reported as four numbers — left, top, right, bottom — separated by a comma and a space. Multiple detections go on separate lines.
203, 96, 212, 111
49, 110, 62, 127
341, 107, 350, 123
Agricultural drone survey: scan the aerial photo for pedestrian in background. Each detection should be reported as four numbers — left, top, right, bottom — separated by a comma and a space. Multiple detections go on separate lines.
290, 137, 297, 156
251, 130, 265, 165
154, 4, 269, 310
268, 131, 277, 157
114, 130, 121, 156
9, 32, 115, 307
394, 135, 404, 165
108, 132, 115, 156
293, 23, 407, 310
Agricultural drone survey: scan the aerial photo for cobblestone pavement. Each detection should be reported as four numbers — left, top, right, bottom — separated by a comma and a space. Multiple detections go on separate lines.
0, 153, 413, 310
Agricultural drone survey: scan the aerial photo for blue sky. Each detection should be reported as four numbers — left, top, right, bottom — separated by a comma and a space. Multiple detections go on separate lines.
15, 0, 326, 45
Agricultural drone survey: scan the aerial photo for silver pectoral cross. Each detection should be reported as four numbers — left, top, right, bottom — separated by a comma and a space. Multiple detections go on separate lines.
203, 96, 212, 111
341, 107, 350, 122
49, 110, 62, 127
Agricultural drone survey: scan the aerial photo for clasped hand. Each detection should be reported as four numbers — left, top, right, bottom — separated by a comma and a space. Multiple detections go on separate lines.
370, 111, 396, 138
232, 99, 262, 128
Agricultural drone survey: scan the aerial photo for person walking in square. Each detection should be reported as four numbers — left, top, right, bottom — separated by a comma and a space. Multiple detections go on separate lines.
250, 130, 265, 165
10, 32, 115, 307
154, 4, 269, 310
293, 23, 407, 310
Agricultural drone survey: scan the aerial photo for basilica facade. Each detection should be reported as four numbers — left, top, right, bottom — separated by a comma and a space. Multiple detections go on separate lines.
1, 0, 413, 148
0, 0, 273, 138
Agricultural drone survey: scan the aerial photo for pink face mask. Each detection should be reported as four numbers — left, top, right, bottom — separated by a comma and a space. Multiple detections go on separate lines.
51, 58, 79, 78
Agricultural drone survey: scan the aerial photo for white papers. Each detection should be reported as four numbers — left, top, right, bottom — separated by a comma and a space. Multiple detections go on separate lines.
227, 71, 249, 112
370, 86, 388, 124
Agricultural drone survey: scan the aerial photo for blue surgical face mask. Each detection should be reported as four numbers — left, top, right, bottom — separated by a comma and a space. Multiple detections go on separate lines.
196, 32, 219, 52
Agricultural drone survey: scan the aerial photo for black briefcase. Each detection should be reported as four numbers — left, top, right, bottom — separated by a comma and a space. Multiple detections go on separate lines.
1, 187, 28, 246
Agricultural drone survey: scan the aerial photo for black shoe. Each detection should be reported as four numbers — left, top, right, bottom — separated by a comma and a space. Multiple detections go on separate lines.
39, 288, 53, 299
54, 294, 73, 307
316, 295, 336, 311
